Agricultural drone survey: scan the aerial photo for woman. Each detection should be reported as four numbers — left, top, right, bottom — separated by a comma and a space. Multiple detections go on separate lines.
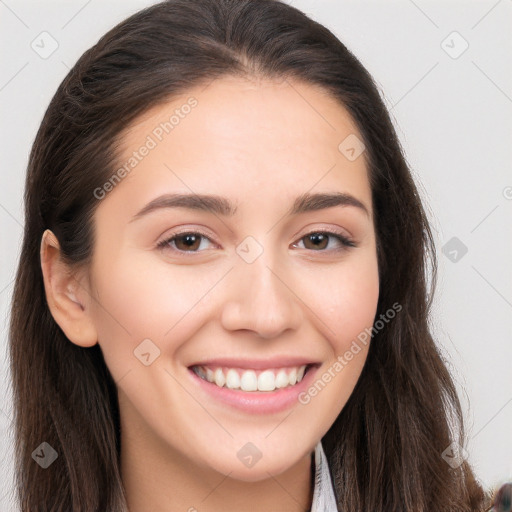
8, 0, 507, 510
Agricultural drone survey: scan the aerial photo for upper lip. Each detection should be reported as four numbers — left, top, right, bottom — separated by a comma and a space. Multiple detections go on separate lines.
188, 357, 321, 371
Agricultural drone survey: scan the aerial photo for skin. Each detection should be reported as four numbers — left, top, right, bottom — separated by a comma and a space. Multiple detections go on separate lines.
41, 76, 380, 511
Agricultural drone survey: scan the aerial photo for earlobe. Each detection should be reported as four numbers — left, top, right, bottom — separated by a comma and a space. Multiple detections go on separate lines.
40, 229, 98, 347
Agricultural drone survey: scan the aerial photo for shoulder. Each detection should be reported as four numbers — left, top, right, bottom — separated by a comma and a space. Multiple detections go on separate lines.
490, 482, 511, 511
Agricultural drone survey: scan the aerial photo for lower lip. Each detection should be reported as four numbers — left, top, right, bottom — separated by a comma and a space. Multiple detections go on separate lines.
187, 365, 319, 414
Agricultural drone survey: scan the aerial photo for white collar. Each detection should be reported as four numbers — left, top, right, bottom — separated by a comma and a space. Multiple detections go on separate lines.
310, 440, 338, 512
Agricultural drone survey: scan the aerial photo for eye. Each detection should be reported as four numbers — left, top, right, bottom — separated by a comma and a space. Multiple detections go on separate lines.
157, 230, 216, 253
156, 228, 357, 256
292, 230, 356, 252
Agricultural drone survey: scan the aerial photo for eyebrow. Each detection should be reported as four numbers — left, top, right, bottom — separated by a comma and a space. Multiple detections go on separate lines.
130, 191, 370, 222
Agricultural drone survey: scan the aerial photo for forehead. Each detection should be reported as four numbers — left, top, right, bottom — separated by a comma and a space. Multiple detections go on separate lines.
102, 75, 372, 218
121, 75, 362, 150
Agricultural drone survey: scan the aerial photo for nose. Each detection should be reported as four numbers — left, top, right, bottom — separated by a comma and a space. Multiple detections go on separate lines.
220, 251, 303, 339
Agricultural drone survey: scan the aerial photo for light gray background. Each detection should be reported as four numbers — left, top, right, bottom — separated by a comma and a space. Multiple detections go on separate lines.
1, 0, 511, 508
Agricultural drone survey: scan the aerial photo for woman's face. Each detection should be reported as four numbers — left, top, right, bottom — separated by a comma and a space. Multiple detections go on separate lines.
85, 76, 379, 481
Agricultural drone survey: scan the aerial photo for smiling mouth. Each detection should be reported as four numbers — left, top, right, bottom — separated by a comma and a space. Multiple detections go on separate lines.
190, 364, 316, 392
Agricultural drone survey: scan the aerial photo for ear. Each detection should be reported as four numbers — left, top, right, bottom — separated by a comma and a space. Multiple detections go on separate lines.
40, 229, 98, 347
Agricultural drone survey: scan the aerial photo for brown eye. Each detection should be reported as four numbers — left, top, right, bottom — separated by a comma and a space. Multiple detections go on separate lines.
157, 231, 214, 253
173, 233, 202, 251
296, 231, 356, 252
302, 232, 329, 250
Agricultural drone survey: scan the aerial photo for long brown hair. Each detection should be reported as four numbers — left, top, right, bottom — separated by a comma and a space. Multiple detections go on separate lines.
8, 0, 493, 510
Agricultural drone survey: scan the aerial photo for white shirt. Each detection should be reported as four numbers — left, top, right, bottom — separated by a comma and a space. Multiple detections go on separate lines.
310, 440, 338, 512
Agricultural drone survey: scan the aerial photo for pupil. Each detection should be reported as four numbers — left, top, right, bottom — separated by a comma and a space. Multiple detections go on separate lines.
178, 234, 199, 250
309, 233, 327, 249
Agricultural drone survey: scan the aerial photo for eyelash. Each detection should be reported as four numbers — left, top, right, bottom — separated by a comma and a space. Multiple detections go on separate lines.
156, 228, 357, 255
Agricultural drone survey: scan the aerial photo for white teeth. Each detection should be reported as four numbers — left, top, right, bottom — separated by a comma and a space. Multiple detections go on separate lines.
240, 370, 258, 391
275, 370, 289, 389
193, 364, 309, 392
214, 368, 225, 387
288, 368, 297, 386
257, 370, 275, 391
226, 369, 240, 389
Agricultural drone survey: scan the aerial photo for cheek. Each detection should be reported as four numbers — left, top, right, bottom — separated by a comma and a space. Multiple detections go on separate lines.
306, 252, 380, 354
296, 255, 379, 427
331, 273, 379, 352
87, 254, 222, 376
89, 242, 379, 385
